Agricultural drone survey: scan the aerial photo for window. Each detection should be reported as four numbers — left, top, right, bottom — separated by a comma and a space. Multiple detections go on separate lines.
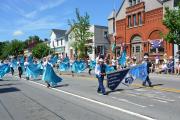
128, 16, 132, 27
138, 13, 142, 25
150, 41, 164, 53
57, 40, 59, 46
133, 14, 137, 26
133, 0, 136, 5
136, 46, 141, 52
129, 0, 132, 6
104, 31, 108, 38
174, 0, 178, 7
61, 39, 63, 46
137, 0, 140, 3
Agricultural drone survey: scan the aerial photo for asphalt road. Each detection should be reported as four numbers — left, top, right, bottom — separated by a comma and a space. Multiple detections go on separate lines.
0, 72, 180, 120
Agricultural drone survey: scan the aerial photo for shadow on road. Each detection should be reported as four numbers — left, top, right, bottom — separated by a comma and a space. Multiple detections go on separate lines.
53, 84, 69, 88
0, 83, 17, 87
106, 89, 124, 95
0, 87, 20, 94
0, 79, 19, 81
151, 84, 164, 87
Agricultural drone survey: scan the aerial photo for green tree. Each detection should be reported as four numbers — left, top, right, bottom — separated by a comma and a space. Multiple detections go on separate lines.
2, 39, 25, 57
68, 8, 93, 58
32, 43, 50, 59
163, 3, 180, 45
0, 41, 9, 59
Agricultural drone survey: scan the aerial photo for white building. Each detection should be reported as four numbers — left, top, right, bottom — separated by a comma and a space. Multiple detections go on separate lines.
50, 29, 66, 54
65, 25, 110, 60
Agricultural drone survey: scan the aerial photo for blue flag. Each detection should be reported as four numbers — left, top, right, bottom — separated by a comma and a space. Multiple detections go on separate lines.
105, 65, 115, 73
89, 61, 96, 69
0, 64, 10, 79
49, 55, 58, 65
59, 57, 70, 72
72, 60, 87, 73
119, 50, 126, 66
11, 59, 18, 69
42, 63, 62, 86
28, 55, 33, 64
26, 64, 43, 79
59, 62, 70, 72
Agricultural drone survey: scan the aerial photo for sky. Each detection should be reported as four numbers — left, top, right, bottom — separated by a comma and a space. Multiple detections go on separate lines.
0, 0, 123, 41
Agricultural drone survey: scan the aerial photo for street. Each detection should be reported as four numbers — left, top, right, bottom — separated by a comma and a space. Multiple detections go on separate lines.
0, 72, 180, 120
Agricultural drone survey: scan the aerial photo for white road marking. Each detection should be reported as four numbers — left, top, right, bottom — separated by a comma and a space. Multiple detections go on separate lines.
16, 76, 156, 120
127, 92, 175, 102
149, 105, 154, 107
153, 99, 168, 103
111, 97, 147, 108
135, 89, 147, 92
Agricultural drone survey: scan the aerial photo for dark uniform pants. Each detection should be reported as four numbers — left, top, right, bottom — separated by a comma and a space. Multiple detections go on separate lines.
97, 76, 106, 94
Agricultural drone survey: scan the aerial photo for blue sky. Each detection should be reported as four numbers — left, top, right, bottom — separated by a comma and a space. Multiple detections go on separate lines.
0, 0, 122, 41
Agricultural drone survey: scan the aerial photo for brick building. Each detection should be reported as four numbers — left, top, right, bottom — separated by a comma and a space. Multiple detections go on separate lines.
108, 0, 178, 62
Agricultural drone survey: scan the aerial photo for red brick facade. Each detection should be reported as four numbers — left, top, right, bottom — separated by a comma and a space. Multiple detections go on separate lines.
114, 2, 173, 61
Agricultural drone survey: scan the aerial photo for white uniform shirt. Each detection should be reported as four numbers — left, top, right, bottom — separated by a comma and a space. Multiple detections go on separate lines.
95, 64, 101, 76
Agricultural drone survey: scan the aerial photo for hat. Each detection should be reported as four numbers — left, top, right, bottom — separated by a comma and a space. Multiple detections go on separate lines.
144, 55, 148, 59
99, 58, 104, 62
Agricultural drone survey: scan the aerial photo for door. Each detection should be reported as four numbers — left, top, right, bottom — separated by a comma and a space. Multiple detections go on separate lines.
131, 36, 142, 62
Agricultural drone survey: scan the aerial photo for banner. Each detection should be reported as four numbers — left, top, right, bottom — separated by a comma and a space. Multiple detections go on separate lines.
107, 68, 129, 90
128, 63, 147, 81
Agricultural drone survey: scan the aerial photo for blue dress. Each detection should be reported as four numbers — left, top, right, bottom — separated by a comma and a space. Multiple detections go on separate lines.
42, 63, 62, 86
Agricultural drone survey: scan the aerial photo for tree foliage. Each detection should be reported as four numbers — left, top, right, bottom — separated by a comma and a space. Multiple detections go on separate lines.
32, 43, 50, 59
163, 3, 180, 45
2, 39, 25, 57
68, 8, 93, 58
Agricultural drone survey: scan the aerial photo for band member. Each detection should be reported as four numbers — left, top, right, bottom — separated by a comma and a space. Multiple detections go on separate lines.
142, 55, 152, 87
95, 58, 107, 95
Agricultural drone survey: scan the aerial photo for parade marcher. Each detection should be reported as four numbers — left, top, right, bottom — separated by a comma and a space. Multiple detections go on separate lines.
42, 57, 62, 88
142, 55, 152, 87
9, 59, 14, 75
111, 56, 117, 70
24, 57, 29, 72
95, 58, 107, 95
17, 59, 23, 79
130, 56, 137, 67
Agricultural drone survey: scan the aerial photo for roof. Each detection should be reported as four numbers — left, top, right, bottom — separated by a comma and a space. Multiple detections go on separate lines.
51, 29, 66, 38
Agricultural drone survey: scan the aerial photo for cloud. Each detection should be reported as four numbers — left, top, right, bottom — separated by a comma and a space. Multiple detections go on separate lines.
20, 16, 65, 31
13, 30, 24, 36
24, 0, 66, 18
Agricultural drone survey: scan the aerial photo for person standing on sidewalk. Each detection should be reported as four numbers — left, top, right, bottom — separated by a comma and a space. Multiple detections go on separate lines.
142, 55, 152, 87
95, 58, 107, 95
